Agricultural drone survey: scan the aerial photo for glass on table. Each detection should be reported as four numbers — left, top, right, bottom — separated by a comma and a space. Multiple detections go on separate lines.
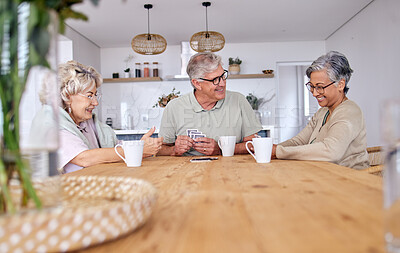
382, 99, 400, 253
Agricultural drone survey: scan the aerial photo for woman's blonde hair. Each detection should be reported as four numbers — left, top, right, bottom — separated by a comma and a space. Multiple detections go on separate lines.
58, 60, 102, 108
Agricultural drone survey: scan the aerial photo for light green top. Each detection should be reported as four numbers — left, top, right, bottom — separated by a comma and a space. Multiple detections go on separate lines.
276, 100, 369, 169
58, 107, 118, 149
159, 90, 262, 156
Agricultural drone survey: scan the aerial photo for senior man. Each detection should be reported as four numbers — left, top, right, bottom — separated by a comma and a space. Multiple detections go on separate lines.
158, 52, 262, 156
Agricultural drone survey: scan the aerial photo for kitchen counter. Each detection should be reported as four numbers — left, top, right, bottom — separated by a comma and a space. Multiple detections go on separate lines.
114, 125, 275, 141
114, 129, 159, 135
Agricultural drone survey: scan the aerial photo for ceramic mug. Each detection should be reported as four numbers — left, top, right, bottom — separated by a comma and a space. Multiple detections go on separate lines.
217, 136, 236, 157
114, 140, 144, 167
245, 137, 273, 163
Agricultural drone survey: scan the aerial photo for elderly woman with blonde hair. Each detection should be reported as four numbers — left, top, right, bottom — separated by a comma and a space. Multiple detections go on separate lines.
34, 60, 162, 173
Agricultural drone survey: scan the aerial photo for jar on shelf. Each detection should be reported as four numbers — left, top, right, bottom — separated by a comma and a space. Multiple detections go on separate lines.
143, 62, 150, 77
152, 62, 159, 77
106, 118, 113, 128
135, 63, 141, 78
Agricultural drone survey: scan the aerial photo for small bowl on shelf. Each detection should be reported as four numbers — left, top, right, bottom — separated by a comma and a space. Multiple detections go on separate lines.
262, 69, 274, 75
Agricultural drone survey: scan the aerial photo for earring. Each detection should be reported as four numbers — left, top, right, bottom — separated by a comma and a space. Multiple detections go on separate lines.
68, 107, 72, 114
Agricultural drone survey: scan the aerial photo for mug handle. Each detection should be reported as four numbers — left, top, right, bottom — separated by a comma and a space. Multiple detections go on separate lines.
217, 139, 222, 150
245, 141, 256, 160
114, 144, 126, 163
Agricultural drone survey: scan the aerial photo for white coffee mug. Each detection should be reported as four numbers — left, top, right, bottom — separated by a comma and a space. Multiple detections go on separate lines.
246, 137, 273, 163
218, 136, 236, 157
114, 140, 144, 167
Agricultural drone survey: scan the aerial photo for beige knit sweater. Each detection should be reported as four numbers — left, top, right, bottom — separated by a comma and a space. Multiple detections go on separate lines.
276, 100, 369, 169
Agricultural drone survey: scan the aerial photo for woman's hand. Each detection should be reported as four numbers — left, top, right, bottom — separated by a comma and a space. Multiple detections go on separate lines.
141, 126, 163, 157
271, 144, 277, 159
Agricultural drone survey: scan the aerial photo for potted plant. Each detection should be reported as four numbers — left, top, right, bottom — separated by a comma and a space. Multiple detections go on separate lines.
124, 54, 134, 78
228, 57, 242, 75
246, 93, 265, 123
153, 88, 180, 108
246, 93, 265, 111
0, 0, 98, 215
124, 68, 130, 78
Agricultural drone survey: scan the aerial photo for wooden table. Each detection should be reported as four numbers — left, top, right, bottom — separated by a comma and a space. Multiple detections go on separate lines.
67, 155, 384, 253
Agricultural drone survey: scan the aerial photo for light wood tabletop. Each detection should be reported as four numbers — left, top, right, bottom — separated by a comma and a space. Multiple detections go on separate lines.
66, 155, 384, 253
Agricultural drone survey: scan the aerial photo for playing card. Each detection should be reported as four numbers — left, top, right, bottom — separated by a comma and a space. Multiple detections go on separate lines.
190, 132, 202, 139
193, 134, 206, 139
187, 129, 198, 136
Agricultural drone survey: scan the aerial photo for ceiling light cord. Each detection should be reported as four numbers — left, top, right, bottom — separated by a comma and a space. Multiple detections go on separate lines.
205, 5, 208, 35
144, 4, 152, 40
147, 8, 151, 40
203, 2, 211, 38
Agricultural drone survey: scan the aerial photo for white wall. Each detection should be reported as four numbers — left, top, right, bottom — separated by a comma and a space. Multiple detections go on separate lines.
326, 0, 400, 147
64, 26, 101, 71
99, 41, 325, 131
101, 41, 325, 79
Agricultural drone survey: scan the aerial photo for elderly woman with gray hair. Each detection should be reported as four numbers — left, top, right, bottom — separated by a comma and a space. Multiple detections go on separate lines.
46, 60, 162, 173
271, 51, 369, 169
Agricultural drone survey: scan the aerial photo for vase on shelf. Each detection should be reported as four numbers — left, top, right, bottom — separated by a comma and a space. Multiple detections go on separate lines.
124, 72, 130, 78
229, 64, 240, 75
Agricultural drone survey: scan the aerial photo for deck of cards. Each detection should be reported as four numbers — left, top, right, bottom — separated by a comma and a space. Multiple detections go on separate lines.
187, 129, 206, 139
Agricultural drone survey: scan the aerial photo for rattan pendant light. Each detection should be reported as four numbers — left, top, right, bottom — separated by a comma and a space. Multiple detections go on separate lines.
131, 4, 167, 55
190, 2, 225, 52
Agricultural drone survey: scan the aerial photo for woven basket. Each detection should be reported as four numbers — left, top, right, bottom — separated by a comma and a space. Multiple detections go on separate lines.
0, 176, 158, 252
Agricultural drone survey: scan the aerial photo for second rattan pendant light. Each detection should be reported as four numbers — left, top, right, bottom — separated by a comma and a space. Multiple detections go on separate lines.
131, 4, 167, 55
190, 2, 225, 52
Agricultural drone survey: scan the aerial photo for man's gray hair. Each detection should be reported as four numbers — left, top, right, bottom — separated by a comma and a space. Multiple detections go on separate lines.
306, 51, 353, 94
186, 52, 222, 88
58, 60, 102, 108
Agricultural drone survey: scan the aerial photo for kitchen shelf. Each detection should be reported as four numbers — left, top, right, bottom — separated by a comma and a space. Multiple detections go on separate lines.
103, 77, 162, 83
103, 74, 273, 83
229, 74, 274, 79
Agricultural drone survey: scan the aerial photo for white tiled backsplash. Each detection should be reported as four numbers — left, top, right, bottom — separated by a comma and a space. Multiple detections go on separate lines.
98, 78, 276, 131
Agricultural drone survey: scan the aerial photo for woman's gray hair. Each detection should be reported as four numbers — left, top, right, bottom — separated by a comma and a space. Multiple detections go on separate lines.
58, 60, 102, 108
306, 51, 353, 94
186, 52, 222, 88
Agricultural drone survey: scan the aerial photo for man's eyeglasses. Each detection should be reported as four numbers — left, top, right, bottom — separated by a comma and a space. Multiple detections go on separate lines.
199, 70, 228, 85
305, 81, 335, 94
78, 92, 101, 101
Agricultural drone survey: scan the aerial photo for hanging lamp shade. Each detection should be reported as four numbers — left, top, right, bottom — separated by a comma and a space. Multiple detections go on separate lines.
190, 2, 225, 52
131, 4, 167, 55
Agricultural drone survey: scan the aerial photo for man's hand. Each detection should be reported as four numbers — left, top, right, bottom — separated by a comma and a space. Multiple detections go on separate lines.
173, 135, 194, 156
193, 137, 221, 156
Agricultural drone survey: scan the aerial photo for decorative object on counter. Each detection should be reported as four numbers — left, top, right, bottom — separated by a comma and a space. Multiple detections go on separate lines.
262, 69, 274, 74
153, 62, 159, 77
131, 4, 167, 55
106, 117, 113, 128
124, 68, 130, 78
0, 0, 99, 215
190, 2, 225, 52
143, 62, 150, 77
124, 54, 134, 78
0, 176, 158, 252
135, 63, 141, 77
153, 88, 180, 108
246, 93, 266, 110
229, 57, 242, 75
113, 72, 120, 78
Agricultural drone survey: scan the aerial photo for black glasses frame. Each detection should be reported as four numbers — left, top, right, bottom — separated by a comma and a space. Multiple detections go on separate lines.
305, 81, 335, 94
199, 70, 228, 85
